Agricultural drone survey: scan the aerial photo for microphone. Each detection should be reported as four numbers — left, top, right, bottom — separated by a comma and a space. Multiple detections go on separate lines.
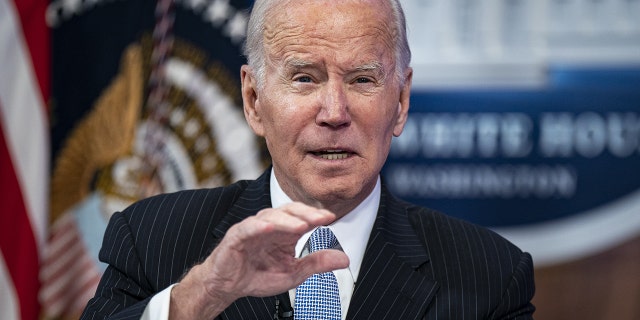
273, 295, 294, 320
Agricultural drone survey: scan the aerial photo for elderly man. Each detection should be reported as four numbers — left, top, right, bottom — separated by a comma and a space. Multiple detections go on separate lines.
81, 0, 535, 319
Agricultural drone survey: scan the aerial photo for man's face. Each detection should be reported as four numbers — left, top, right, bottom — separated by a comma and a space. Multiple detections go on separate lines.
242, 0, 412, 217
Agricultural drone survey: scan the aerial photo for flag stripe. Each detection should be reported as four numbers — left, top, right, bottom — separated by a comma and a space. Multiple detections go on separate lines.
0, 0, 49, 319
44, 255, 99, 316
0, 0, 49, 250
0, 123, 40, 320
40, 213, 102, 318
40, 235, 83, 291
41, 218, 77, 267
11, 0, 50, 100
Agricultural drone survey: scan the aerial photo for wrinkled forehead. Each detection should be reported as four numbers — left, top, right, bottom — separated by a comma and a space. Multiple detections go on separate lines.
262, 0, 398, 62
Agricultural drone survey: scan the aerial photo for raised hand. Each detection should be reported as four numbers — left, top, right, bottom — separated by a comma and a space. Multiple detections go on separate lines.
169, 202, 350, 320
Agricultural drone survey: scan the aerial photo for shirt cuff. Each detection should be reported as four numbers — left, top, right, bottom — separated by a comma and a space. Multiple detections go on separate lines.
141, 284, 178, 320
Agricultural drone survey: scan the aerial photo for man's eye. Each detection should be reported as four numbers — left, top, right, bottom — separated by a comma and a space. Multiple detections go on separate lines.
355, 77, 372, 84
295, 76, 313, 83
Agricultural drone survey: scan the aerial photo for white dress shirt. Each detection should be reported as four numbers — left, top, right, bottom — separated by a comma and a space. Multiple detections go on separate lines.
142, 172, 380, 319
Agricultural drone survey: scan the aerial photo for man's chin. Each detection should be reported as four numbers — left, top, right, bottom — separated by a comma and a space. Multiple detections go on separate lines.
304, 183, 372, 215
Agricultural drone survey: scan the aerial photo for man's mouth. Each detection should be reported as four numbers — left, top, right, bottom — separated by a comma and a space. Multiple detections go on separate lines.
312, 150, 351, 160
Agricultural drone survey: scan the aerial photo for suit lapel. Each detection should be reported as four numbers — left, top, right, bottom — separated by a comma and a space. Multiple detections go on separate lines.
211, 169, 272, 240
347, 186, 439, 319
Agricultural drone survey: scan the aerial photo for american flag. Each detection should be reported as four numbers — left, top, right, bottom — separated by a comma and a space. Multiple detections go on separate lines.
0, 0, 49, 319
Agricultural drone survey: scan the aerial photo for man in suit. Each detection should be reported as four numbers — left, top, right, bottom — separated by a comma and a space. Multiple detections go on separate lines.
81, 0, 536, 319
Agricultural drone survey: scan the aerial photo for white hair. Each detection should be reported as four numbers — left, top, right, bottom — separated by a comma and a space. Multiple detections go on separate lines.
242, 0, 411, 88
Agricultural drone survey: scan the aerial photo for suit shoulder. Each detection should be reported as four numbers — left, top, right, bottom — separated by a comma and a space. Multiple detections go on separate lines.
118, 179, 251, 225
406, 204, 525, 263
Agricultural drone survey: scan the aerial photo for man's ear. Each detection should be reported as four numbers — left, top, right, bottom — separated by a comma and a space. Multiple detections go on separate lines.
241, 65, 265, 137
393, 67, 412, 137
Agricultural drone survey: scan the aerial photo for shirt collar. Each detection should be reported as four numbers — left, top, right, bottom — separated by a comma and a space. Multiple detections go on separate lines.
270, 170, 380, 282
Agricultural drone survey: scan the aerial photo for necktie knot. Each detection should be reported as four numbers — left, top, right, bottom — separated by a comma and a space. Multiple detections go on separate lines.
308, 227, 338, 252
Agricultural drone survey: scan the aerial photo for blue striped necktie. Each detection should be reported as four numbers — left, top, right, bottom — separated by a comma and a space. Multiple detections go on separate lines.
294, 227, 342, 320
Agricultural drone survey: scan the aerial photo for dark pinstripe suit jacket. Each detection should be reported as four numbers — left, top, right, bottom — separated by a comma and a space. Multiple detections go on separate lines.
81, 169, 535, 319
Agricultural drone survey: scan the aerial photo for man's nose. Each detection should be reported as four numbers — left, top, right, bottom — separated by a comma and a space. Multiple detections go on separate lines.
316, 81, 351, 128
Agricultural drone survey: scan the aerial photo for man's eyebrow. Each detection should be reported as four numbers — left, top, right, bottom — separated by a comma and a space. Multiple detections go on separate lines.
285, 58, 314, 68
354, 61, 384, 72
353, 61, 387, 79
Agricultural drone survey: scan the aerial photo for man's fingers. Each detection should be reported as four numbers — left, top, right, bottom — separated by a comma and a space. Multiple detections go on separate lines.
294, 250, 350, 284
223, 204, 335, 254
